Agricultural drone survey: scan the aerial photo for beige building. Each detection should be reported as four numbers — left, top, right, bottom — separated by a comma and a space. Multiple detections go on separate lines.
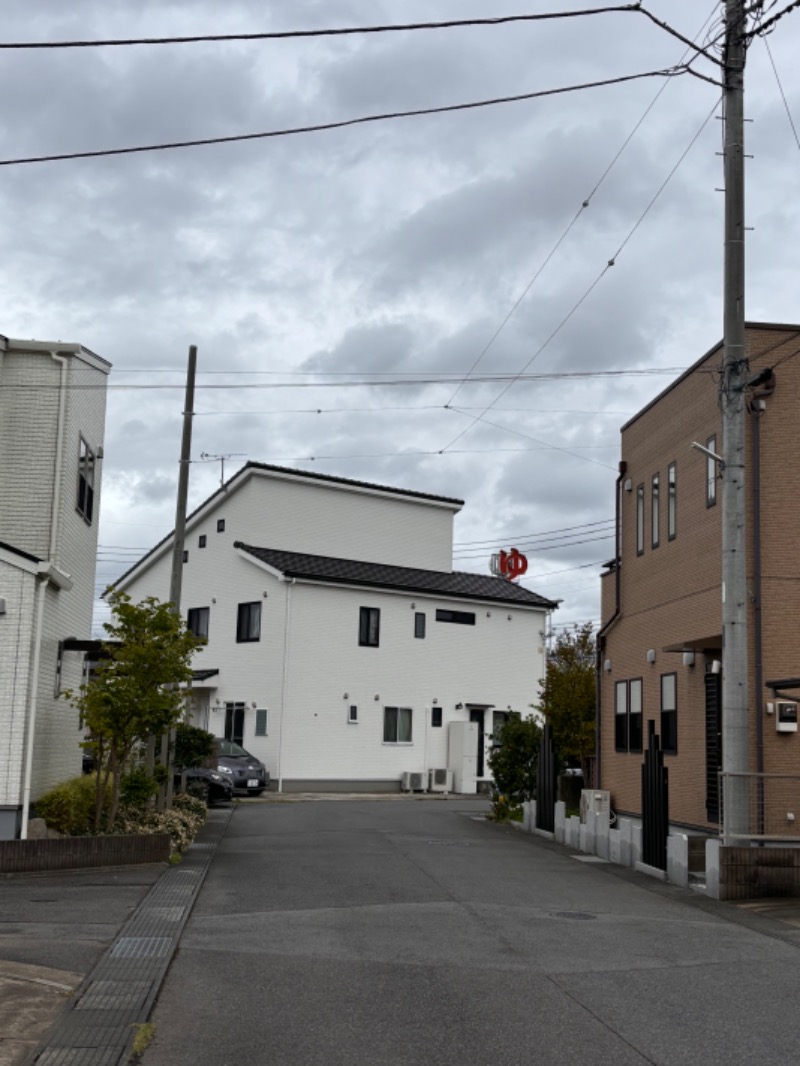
598, 322, 800, 832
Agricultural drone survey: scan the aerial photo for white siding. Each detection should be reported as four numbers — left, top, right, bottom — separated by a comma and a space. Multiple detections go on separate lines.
0, 561, 35, 805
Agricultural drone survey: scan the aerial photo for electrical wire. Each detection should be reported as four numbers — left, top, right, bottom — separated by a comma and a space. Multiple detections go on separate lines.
454, 517, 614, 546
439, 95, 721, 456
191, 406, 634, 417
0, 8, 665, 49
763, 36, 800, 149
0, 65, 714, 168
747, 0, 800, 37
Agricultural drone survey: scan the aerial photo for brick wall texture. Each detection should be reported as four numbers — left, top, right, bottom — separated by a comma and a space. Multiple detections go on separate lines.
599, 323, 800, 829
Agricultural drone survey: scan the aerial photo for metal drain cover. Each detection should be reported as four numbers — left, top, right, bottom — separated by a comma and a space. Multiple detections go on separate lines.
110, 936, 173, 959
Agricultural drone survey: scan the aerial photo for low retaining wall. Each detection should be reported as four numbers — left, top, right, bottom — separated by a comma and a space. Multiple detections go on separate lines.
715, 845, 800, 900
0, 833, 171, 874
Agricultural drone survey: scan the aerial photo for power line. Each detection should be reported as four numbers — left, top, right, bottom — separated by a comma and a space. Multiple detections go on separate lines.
439, 94, 721, 455
0, 65, 714, 169
455, 518, 614, 546
453, 532, 615, 558
0, 8, 666, 49
763, 37, 800, 149
747, 0, 800, 36
191, 406, 634, 417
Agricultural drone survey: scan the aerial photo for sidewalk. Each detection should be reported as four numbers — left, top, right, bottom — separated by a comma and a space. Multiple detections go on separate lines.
0, 806, 232, 1066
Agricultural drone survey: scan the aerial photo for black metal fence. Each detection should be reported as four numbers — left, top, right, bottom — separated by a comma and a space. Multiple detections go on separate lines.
535, 723, 557, 833
641, 721, 669, 870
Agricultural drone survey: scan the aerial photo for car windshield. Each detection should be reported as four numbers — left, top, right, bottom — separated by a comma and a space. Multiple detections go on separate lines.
218, 740, 252, 758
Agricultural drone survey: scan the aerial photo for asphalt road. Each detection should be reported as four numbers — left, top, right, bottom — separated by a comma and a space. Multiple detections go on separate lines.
141, 799, 800, 1066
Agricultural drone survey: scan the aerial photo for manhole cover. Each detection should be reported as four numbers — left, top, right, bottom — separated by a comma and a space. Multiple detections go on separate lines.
551, 911, 596, 921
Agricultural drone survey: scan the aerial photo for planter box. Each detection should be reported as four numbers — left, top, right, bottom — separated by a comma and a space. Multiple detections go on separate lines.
0, 833, 171, 873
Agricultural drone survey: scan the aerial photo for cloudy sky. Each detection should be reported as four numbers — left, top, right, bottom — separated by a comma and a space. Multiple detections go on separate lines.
2, 1, 798, 636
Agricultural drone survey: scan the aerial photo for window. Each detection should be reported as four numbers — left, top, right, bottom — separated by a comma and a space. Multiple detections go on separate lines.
629, 678, 643, 753
651, 474, 660, 549
706, 435, 717, 507
199, 534, 207, 548
636, 484, 644, 555
668, 462, 677, 540
615, 681, 628, 752
255, 708, 268, 736
661, 673, 677, 753
414, 612, 426, 639
77, 437, 95, 523
224, 702, 245, 745
182, 550, 189, 564
348, 705, 358, 724
187, 607, 209, 640
237, 601, 261, 642
431, 706, 443, 728
217, 518, 225, 532
383, 706, 412, 743
359, 606, 380, 647
435, 609, 476, 626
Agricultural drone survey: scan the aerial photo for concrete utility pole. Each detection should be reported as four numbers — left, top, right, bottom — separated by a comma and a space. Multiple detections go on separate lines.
160, 344, 197, 810
720, 0, 749, 843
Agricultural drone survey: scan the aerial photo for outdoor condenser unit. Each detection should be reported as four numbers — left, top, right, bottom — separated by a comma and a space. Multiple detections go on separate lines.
428, 768, 453, 793
401, 771, 427, 792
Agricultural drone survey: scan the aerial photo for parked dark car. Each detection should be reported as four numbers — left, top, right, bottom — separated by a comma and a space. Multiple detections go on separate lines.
176, 766, 234, 806
216, 739, 269, 795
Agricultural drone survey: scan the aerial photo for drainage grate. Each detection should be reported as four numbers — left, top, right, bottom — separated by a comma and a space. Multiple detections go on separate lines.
137, 906, 185, 923
76, 982, 152, 1011
36, 1048, 127, 1066
109, 937, 173, 960
186, 842, 214, 851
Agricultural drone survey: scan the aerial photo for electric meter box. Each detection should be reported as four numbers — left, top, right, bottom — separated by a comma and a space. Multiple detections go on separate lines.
776, 701, 798, 733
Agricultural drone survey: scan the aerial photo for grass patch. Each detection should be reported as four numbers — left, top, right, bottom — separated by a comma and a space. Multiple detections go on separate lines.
130, 1022, 155, 1059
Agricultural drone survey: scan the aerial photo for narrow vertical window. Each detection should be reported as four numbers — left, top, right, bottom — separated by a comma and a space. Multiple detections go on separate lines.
431, 706, 443, 728
668, 462, 677, 540
629, 678, 643, 753
199, 534, 207, 548
224, 702, 245, 745
651, 474, 660, 549
255, 708, 268, 736
636, 484, 645, 555
706, 436, 717, 507
615, 680, 629, 752
217, 518, 225, 532
414, 612, 426, 639
187, 606, 209, 640
77, 437, 95, 524
661, 673, 677, 754
359, 607, 380, 647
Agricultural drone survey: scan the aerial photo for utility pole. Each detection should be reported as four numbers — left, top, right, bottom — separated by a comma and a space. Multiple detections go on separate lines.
720, 0, 749, 843
159, 344, 197, 810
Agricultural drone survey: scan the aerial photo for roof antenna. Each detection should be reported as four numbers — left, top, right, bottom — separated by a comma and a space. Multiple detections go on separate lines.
200, 452, 246, 488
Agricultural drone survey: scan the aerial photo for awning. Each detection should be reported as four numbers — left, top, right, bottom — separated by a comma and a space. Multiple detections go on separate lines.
661, 634, 722, 654
191, 668, 220, 682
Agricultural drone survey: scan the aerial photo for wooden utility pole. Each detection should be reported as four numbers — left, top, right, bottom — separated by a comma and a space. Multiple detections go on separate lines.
720, 0, 749, 843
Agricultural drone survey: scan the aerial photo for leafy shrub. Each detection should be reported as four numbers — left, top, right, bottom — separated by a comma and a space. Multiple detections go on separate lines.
173, 791, 207, 820
113, 798, 206, 853
487, 714, 542, 809
119, 768, 159, 810
35, 774, 111, 836
174, 723, 215, 768
488, 792, 523, 823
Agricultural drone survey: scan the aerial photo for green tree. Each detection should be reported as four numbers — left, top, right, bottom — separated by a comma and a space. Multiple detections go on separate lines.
487, 713, 543, 811
174, 722, 216, 769
66, 592, 202, 831
538, 622, 596, 774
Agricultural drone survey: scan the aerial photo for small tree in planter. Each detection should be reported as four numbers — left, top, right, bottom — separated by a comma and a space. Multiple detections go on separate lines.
65, 591, 201, 832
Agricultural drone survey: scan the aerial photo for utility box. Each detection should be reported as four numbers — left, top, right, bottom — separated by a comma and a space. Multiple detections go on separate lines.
447, 721, 478, 794
776, 702, 798, 733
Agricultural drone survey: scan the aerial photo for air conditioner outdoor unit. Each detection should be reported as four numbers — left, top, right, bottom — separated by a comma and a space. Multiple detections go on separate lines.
580, 789, 611, 822
428, 768, 453, 793
401, 771, 427, 792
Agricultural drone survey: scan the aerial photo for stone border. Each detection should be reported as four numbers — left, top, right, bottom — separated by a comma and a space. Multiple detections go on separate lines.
0, 834, 171, 874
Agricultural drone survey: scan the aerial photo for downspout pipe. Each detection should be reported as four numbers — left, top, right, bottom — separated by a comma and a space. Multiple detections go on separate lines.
277, 578, 295, 793
595, 460, 627, 788
48, 352, 69, 561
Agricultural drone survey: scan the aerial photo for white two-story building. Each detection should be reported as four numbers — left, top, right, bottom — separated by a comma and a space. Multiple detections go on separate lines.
0, 336, 110, 838
114, 463, 557, 792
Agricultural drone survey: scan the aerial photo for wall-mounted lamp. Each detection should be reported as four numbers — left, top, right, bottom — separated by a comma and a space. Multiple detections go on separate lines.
646, 649, 656, 664
604, 659, 612, 673
432, 698, 438, 705
486, 611, 492, 618
250, 701, 258, 709
710, 659, 722, 675
374, 694, 380, 701
682, 651, 695, 668
455, 702, 463, 710
624, 478, 633, 493
343, 692, 349, 700
410, 602, 416, 609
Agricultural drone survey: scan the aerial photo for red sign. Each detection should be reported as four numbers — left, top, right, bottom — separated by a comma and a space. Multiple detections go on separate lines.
490, 548, 528, 581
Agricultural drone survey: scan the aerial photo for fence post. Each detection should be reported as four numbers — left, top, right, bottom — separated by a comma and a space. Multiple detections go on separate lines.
641, 721, 669, 870
535, 723, 556, 832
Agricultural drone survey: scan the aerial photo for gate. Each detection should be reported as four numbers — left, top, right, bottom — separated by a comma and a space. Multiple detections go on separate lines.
535, 723, 557, 833
641, 721, 669, 870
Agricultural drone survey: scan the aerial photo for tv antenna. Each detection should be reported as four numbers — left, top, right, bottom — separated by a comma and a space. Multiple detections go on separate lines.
200, 452, 246, 487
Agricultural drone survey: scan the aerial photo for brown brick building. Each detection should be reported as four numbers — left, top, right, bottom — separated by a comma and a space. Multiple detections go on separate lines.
598, 322, 800, 831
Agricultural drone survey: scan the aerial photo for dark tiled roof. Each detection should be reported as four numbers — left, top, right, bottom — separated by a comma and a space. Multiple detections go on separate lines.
235, 543, 558, 608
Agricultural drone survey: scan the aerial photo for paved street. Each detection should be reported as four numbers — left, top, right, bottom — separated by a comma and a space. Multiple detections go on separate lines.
142, 798, 800, 1066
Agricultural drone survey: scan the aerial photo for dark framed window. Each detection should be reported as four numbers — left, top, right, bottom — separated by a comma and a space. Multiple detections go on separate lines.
255, 708, 268, 736
77, 437, 95, 524
359, 606, 380, 647
383, 706, 412, 743
651, 474, 660, 549
199, 534, 207, 548
629, 678, 643, 753
661, 673, 677, 753
187, 606, 209, 641
667, 462, 677, 540
706, 435, 717, 507
182, 550, 189, 563
435, 609, 476, 626
217, 518, 225, 532
431, 706, 443, 728
224, 702, 245, 745
615, 681, 629, 752
636, 484, 645, 555
415, 612, 426, 639
236, 601, 261, 643
348, 705, 358, 724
